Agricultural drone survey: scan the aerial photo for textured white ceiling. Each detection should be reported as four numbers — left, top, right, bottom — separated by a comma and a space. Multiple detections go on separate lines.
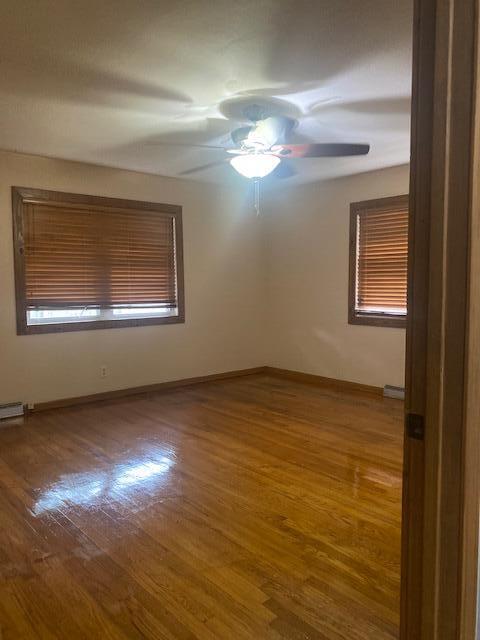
0, 0, 413, 186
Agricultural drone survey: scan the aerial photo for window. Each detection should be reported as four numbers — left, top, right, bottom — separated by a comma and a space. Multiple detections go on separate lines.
348, 194, 408, 328
12, 187, 184, 334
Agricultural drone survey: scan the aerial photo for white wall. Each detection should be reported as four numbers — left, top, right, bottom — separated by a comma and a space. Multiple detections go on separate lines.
262, 164, 409, 388
0, 151, 265, 405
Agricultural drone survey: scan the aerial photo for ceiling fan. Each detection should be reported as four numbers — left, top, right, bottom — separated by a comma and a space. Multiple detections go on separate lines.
176, 106, 370, 180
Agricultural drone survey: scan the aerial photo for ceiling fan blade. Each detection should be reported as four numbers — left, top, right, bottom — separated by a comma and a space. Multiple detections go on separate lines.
271, 143, 370, 158
179, 160, 227, 175
271, 161, 297, 179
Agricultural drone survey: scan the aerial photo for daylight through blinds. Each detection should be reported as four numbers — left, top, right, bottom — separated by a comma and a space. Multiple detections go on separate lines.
356, 200, 408, 314
23, 203, 178, 310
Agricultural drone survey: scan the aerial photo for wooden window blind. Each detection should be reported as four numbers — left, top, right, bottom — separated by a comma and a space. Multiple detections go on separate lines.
12, 187, 184, 334
349, 195, 408, 328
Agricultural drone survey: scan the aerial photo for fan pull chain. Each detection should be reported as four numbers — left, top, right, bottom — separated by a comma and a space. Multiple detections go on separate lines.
254, 179, 260, 217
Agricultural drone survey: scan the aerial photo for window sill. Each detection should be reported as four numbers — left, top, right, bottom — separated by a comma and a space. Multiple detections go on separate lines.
348, 311, 406, 328
18, 314, 185, 335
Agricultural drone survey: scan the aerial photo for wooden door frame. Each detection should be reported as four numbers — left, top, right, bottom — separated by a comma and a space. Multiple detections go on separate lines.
402, 0, 480, 638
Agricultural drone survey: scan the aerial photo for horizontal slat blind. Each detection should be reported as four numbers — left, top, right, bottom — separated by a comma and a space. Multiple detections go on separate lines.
356, 200, 408, 313
24, 202, 177, 309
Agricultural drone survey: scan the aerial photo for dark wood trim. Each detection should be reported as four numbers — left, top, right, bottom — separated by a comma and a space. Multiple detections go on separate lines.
264, 367, 384, 396
30, 366, 390, 413
401, 0, 480, 637
11, 188, 29, 335
11, 187, 185, 335
19, 314, 184, 335
348, 194, 408, 329
350, 194, 410, 213
12, 186, 182, 216
400, 0, 433, 636
31, 367, 267, 412
348, 311, 406, 329
460, 11, 480, 634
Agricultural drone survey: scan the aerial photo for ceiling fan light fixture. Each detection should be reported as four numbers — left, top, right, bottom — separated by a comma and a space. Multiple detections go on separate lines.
229, 153, 280, 178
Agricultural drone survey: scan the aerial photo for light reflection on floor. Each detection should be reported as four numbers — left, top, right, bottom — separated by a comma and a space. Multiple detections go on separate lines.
32, 450, 176, 515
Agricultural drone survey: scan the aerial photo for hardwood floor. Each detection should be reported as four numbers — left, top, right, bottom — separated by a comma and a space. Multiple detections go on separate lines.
0, 374, 403, 639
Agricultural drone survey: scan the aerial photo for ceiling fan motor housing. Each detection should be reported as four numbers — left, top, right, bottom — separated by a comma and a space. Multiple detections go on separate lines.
231, 126, 253, 147
232, 115, 296, 150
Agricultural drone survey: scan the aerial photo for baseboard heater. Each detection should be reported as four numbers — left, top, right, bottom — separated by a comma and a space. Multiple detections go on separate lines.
383, 385, 405, 400
0, 402, 24, 420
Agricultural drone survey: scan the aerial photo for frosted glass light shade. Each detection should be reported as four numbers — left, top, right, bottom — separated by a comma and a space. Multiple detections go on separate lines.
230, 154, 280, 178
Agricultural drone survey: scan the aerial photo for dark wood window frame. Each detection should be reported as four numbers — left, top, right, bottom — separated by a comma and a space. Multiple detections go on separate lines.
12, 187, 185, 335
348, 194, 408, 329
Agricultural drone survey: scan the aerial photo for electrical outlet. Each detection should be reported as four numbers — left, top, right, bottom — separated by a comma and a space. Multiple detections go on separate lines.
100, 365, 108, 378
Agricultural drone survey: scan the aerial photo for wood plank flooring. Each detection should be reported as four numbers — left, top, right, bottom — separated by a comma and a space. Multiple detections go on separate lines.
0, 374, 403, 639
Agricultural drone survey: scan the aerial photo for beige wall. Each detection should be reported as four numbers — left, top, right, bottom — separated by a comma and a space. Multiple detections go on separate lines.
0, 151, 408, 405
262, 164, 409, 389
0, 151, 265, 405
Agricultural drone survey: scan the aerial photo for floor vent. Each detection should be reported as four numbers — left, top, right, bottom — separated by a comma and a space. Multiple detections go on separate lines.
383, 385, 405, 400
0, 402, 24, 420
